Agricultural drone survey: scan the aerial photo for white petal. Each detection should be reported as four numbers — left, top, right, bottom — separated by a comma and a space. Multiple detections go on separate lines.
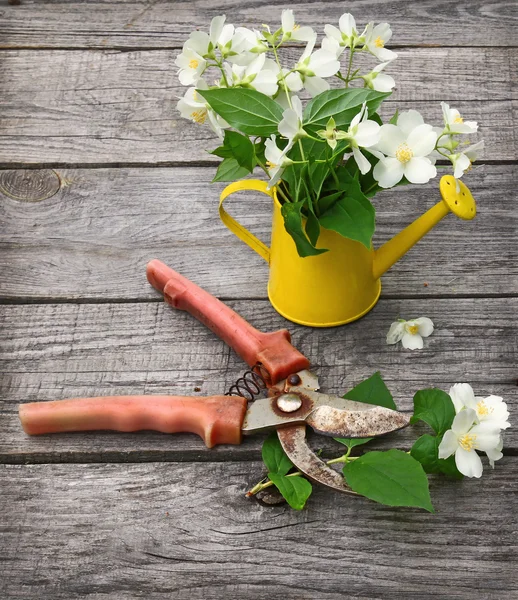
355, 121, 381, 148
245, 53, 266, 77
414, 317, 434, 337
374, 124, 405, 156
219, 23, 235, 46
252, 71, 278, 96
386, 321, 405, 344
210, 15, 226, 45
486, 447, 503, 468
455, 447, 483, 478
339, 13, 356, 36
278, 109, 299, 139
322, 36, 343, 58
304, 75, 330, 97
281, 9, 294, 32
407, 125, 437, 157
471, 428, 502, 452
374, 47, 398, 62
438, 430, 458, 459
284, 71, 304, 92
185, 31, 210, 56
401, 332, 423, 349
404, 157, 437, 184
372, 73, 395, 92
292, 26, 315, 42
373, 157, 404, 188
291, 95, 303, 119
324, 24, 343, 43
299, 33, 317, 61
397, 110, 425, 137
451, 408, 478, 435
308, 50, 340, 77
449, 383, 476, 413
352, 147, 372, 175
373, 23, 392, 43
453, 154, 471, 179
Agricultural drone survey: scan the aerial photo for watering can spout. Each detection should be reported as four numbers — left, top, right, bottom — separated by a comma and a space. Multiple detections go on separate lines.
372, 175, 477, 281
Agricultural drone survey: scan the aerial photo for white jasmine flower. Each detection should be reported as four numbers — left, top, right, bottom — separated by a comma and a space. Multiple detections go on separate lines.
324, 13, 364, 49
176, 84, 228, 139
226, 54, 278, 96
372, 111, 438, 188
278, 96, 306, 142
330, 103, 380, 174
295, 34, 340, 94
449, 141, 484, 179
363, 22, 397, 62
209, 15, 235, 49
175, 47, 207, 86
281, 10, 315, 42
438, 409, 502, 478
321, 36, 344, 58
386, 317, 434, 350
226, 28, 269, 65
264, 135, 294, 187
441, 102, 478, 135
184, 31, 211, 58
362, 62, 396, 92
449, 383, 510, 430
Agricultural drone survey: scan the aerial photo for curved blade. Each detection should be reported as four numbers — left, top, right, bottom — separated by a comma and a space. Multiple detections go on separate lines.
277, 425, 356, 495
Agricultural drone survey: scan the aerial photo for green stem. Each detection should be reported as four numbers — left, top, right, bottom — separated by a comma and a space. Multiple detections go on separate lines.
344, 49, 355, 88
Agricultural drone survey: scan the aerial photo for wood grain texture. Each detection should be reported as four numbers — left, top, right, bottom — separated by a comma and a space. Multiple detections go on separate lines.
1, 0, 517, 48
0, 48, 512, 165
0, 165, 516, 301
1, 298, 516, 462
1, 461, 517, 599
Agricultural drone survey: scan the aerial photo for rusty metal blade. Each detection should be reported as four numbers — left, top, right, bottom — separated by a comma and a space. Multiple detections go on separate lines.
277, 425, 356, 495
306, 403, 411, 438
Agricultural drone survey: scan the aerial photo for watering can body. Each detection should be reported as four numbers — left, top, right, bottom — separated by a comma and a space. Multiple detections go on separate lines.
220, 176, 476, 327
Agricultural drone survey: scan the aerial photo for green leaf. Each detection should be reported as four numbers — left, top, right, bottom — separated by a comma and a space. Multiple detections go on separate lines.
334, 437, 374, 449
268, 473, 313, 510
210, 145, 233, 159
198, 88, 283, 137
389, 109, 399, 125
303, 89, 390, 132
281, 201, 327, 257
410, 389, 456, 435
343, 371, 397, 410
212, 157, 250, 182
261, 432, 293, 476
411, 434, 463, 478
318, 167, 376, 248
220, 130, 255, 172
305, 191, 320, 246
343, 449, 434, 512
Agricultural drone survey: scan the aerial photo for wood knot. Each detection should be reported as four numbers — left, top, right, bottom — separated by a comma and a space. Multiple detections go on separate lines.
0, 169, 61, 202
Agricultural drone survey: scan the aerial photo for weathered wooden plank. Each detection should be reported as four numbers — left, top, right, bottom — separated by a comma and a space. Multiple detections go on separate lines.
1, 298, 516, 463
0, 48, 513, 164
0, 165, 516, 301
1, 0, 516, 48
1, 461, 517, 599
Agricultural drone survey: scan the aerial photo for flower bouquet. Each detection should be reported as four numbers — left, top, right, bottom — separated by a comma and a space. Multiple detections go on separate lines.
175, 11, 483, 258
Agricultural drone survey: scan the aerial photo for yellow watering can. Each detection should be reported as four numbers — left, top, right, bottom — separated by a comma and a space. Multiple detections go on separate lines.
219, 175, 476, 327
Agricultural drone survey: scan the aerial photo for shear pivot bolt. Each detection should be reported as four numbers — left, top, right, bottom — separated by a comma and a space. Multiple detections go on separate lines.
287, 374, 302, 386
277, 394, 302, 413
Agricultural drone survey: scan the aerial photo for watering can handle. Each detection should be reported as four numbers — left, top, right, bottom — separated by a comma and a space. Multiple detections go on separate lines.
219, 180, 273, 263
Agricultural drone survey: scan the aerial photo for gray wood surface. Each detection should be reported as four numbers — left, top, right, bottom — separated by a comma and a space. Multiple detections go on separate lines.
1, 1, 517, 597
1, 0, 516, 48
0, 48, 512, 165
1, 461, 517, 599
1, 165, 516, 301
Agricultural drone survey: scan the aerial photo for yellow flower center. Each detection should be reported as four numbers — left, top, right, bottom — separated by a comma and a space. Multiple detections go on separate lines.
453, 115, 464, 124
192, 90, 199, 101
375, 36, 385, 48
189, 59, 199, 69
396, 143, 413, 164
293, 24, 300, 31
266, 160, 277, 170
458, 433, 477, 451
476, 400, 493, 417
406, 324, 419, 335
190, 110, 206, 124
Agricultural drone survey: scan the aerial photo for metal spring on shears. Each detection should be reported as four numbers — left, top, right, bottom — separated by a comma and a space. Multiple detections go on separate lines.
225, 363, 271, 401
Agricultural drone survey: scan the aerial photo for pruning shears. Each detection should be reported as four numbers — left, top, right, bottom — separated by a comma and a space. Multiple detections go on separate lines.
19, 259, 410, 493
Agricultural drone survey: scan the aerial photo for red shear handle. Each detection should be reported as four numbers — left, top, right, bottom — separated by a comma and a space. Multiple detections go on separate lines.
19, 395, 247, 448
146, 260, 310, 384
